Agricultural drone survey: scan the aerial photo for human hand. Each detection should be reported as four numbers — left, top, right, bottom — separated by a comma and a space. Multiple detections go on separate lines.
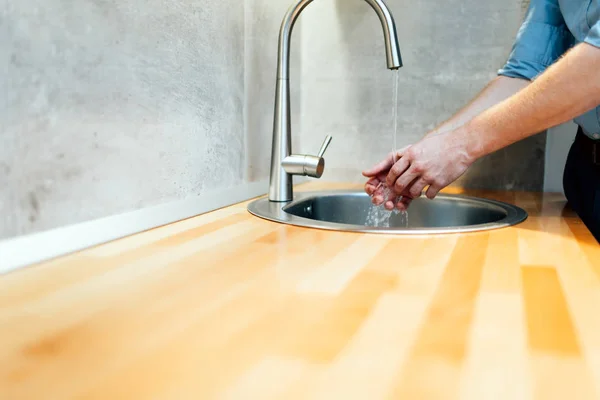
362, 147, 414, 211
384, 130, 475, 202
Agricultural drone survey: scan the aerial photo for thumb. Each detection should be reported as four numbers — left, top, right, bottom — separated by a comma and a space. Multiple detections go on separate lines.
395, 145, 411, 158
362, 152, 395, 177
362, 146, 410, 177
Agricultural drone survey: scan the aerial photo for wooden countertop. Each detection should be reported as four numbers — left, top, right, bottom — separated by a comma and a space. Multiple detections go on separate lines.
1, 182, 600, 399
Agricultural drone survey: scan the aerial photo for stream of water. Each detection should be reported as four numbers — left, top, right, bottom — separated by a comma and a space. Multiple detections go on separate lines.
393, 68, 399, 157
365, 70, 408, 228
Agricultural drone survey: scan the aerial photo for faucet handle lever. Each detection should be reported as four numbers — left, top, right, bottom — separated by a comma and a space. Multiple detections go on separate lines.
317, 135, 333, 158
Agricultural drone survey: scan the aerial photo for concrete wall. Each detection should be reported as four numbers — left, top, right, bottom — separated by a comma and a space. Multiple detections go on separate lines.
1, 0, 248, 239
294, 0, 546, 191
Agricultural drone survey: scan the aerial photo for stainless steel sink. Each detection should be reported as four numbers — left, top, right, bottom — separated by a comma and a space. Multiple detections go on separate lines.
247, 190, 528, 234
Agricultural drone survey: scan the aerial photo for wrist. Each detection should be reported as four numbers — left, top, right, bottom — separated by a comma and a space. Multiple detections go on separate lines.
427, 124, 452, 138
456, 120, 487, 164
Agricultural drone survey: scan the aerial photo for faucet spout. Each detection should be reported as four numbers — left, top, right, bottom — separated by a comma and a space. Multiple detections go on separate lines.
367, 0, 403, 69
276, 0, 402, 80
268, 0, 403, 202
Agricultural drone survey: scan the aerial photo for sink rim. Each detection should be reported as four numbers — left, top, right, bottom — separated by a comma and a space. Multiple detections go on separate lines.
247, 190, 528, 235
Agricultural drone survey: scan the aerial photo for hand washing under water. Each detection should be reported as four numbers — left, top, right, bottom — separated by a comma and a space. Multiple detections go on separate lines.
366, 183, 408, 227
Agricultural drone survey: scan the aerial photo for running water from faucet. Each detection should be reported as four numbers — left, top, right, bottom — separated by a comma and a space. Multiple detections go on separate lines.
365, 70, 408, 227
393, 69, 399, 156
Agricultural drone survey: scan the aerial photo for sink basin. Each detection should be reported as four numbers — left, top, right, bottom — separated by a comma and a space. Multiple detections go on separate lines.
247, 190, 528, 234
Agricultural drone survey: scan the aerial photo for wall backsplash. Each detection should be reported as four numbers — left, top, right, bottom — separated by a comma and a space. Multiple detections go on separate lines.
1, 0, 246, 239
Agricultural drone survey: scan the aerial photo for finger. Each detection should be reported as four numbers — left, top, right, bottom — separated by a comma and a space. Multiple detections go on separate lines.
373, 181, 385, 197
372, 184, 386, 205
372, 194, 385, 206
385, 158, 410, 188
364, 177, 379, 195
384, 200, 395, 210
395, 145, 410, 159
391, 166, 419, 194
363, 145, 410, 181
396, 196, 413, 211
407, 178, 428, 199
426, 184, 443, 199
385, 147, 410, 170
362, 152, 396, 177
365, 185, 379, 196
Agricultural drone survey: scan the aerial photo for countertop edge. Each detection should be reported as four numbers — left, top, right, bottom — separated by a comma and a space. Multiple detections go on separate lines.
0, 179, 270, 274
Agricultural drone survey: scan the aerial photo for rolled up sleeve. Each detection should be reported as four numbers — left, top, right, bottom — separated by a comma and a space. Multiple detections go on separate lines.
585, 20, 600, 48
498, 0, 573, 81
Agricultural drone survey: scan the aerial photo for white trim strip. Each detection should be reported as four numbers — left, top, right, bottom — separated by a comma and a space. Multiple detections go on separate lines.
0, 180, 269, 274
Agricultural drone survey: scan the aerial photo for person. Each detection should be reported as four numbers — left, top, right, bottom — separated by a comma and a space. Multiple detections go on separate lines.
363, 0, 600, 242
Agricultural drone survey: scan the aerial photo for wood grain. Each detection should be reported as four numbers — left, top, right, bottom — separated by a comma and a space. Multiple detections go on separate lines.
1, 182, 599, 399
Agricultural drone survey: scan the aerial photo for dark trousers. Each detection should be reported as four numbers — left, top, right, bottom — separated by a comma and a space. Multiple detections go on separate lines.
563, 127, 600, 242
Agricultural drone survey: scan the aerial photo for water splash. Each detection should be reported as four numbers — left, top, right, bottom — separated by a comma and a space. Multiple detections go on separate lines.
365, 183, 408, 228
365, 206, 396, 228
365, 203, 408, 228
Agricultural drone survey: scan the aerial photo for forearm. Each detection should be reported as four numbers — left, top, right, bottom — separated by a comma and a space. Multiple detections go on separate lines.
465, 43, 600, 159
429, 76, 530, 135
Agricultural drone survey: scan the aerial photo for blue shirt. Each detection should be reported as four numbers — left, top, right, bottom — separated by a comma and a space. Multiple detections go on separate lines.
498, 0, 600, 140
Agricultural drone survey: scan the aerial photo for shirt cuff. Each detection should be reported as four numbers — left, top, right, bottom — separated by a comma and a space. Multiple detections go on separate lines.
498, 21, 573, 81
585, 20, 600, 48
498, 60, 548, 81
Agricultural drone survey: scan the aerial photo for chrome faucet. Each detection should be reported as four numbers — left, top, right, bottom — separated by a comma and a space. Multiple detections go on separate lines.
268, 0, 403, 202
